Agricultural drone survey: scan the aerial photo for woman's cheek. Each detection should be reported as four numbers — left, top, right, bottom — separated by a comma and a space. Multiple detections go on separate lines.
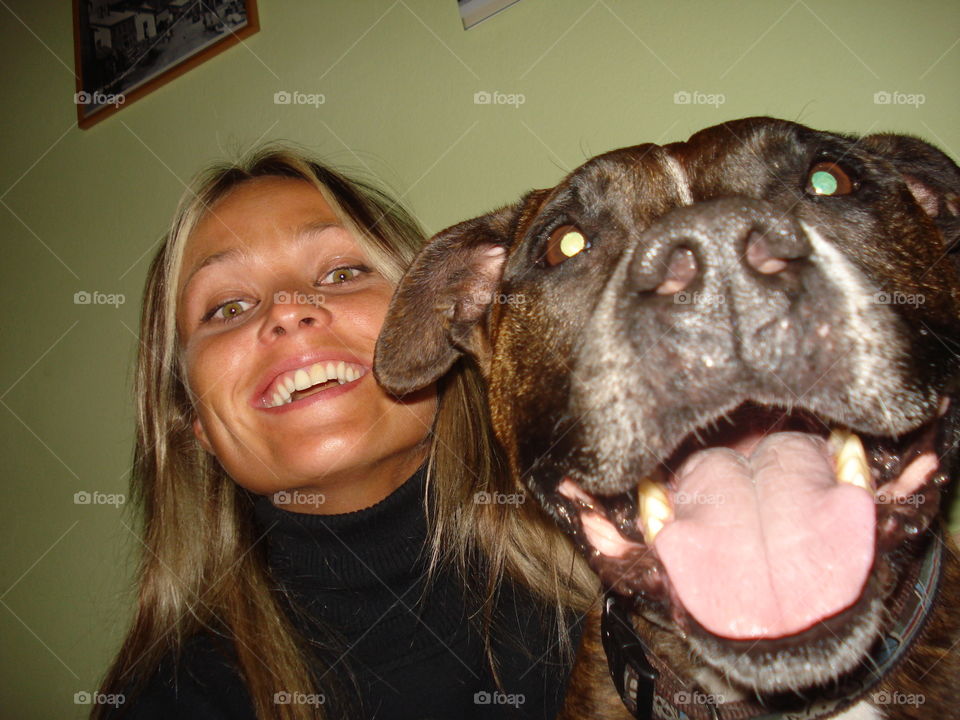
183, 333, 231, 403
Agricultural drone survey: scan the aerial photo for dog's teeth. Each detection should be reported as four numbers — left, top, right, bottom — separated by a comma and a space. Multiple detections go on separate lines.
638, 477, 672, 542
646, 515, 666, 541
830, 428, 872, 491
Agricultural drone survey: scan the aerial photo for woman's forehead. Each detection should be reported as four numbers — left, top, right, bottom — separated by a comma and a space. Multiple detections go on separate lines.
188, 177, 339, 253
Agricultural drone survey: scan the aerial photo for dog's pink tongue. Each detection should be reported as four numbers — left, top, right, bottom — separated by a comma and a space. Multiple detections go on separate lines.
654, 432, 875, 640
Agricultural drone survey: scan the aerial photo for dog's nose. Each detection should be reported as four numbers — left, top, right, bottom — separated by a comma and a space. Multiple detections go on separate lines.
628, 197, 812, 296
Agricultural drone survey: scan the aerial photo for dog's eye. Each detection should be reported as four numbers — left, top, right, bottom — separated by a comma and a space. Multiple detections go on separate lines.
544, 225, 590, 266
806, 161, 856, 196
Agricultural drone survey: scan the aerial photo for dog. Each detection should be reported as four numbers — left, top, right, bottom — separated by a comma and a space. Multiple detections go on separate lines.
375, 117, 960, 720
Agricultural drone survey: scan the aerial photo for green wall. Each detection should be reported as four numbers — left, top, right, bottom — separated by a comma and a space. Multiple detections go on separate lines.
1, 1, 957, 716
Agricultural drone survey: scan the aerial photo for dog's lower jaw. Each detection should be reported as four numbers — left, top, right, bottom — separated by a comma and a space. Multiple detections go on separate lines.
686, 595, 885, 694
614, 530, 956, 720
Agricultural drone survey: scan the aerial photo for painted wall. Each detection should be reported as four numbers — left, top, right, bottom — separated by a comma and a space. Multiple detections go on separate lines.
1, 1, 957, 716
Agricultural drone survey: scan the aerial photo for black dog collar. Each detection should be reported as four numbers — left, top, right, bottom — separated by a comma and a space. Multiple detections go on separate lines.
601, 532, 945, 720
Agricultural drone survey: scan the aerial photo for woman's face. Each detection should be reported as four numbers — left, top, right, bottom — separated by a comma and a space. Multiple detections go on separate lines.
176, 176, 436, 513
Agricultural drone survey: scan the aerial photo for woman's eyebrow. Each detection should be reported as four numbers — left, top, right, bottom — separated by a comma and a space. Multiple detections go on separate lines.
182, 246, 251, 292
296, 219, 341, 238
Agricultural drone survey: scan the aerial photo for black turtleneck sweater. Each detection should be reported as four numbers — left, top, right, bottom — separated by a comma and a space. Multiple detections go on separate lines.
117, 467, 582, 719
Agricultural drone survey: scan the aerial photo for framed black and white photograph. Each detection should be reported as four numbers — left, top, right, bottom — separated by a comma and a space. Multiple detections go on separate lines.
73, 0, 259, 128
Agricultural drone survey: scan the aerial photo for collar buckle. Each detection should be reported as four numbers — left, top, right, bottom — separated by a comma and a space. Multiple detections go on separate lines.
600, 592, 658, 719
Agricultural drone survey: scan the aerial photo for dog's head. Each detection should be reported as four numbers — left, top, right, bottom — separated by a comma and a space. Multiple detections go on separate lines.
376, 117, 960, 694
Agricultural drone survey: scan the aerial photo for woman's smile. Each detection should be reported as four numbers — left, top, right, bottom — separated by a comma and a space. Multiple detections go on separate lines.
255, 354, 368, 410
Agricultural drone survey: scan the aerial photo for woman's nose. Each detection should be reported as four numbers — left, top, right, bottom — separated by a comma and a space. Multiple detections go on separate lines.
260, 287, 333, 338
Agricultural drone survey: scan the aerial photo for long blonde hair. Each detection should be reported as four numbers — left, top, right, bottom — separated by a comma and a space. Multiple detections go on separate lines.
94, 144, 597, 720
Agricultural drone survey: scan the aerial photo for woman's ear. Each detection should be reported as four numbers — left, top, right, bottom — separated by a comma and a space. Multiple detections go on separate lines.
192, 415, 215, 455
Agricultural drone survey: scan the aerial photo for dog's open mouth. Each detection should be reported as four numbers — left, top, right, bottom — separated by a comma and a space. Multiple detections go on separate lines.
556, 401, 948, 646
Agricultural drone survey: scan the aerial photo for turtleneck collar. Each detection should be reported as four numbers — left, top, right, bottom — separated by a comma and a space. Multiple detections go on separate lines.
252, 464, 429, 592
250, 464, 476, 667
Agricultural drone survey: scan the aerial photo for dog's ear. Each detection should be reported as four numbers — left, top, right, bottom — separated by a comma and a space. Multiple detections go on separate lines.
862, 133, 960, 253
375, 192, 542, 395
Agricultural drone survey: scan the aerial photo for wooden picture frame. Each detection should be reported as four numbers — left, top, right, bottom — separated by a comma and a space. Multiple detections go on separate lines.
73, 0, 259, 129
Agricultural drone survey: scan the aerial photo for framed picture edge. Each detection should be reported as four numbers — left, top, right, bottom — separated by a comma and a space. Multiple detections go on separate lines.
73, 0, 260, 130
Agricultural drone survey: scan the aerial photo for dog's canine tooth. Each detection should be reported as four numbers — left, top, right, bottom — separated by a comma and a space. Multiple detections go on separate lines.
638, 477, 672, 542
831, 428, 872, 491
646, 515, 666, 542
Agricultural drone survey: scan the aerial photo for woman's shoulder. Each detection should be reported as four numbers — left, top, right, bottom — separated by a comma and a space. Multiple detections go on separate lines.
107, 633, 255, 720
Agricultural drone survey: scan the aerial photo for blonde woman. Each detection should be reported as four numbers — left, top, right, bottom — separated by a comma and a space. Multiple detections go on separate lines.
94, 146, 597, 720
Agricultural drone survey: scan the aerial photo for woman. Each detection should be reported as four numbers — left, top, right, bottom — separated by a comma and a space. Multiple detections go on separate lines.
94, 145, 597, 719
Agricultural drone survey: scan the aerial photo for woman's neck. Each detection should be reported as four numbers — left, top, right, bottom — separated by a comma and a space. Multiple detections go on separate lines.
267, 443, 429, 514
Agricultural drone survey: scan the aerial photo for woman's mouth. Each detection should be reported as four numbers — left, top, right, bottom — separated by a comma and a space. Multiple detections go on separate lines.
259, 360, 367, 408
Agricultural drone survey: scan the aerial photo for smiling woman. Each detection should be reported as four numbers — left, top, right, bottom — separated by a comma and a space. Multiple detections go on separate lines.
92, 146, 596, 720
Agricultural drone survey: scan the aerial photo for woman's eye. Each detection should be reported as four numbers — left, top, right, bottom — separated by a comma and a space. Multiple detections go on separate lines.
806, 161, 857, 196
320, 265, 368, 284
543, 225, 590, 266
204, 298, 255, 323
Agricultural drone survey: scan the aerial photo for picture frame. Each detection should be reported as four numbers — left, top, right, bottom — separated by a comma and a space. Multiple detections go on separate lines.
458, 0, 524, 30
72, 0, 259, 129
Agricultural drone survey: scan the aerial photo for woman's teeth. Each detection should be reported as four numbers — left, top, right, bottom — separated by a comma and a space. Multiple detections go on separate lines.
263, 361, 366, 408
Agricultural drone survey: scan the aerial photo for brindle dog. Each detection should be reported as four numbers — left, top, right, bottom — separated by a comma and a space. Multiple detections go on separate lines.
375, 118, 960, 720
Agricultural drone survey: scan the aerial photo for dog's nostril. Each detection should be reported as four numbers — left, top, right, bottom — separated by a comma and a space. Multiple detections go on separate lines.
656, 247, 698, 295
746, 231, 789, 275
